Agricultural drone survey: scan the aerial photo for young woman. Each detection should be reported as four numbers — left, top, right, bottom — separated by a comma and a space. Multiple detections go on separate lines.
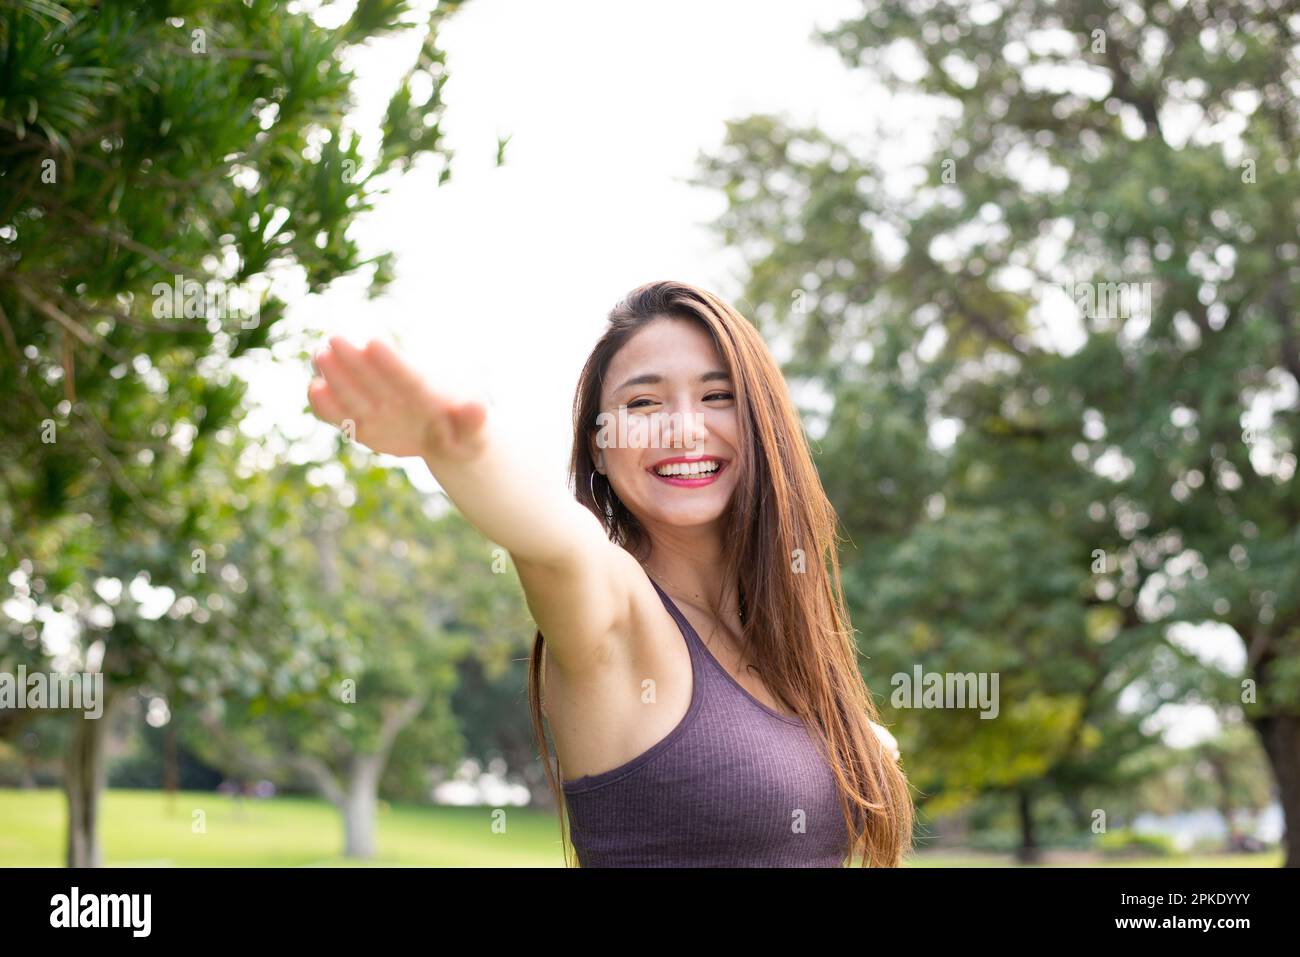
307, 279, 914, 867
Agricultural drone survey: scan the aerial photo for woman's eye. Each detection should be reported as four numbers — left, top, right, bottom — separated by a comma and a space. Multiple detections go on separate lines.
627, 394, 730, 408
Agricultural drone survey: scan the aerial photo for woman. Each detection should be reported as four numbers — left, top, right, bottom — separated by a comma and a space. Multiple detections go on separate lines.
307, 279, 913, 867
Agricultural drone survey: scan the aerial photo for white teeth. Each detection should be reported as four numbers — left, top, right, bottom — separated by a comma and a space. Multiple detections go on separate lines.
655, 460, 721, 477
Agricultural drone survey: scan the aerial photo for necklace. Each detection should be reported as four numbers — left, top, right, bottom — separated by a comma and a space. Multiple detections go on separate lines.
643, 564, 747, 648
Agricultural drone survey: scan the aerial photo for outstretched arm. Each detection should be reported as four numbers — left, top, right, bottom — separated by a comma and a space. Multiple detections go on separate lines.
306, 336, 640, 674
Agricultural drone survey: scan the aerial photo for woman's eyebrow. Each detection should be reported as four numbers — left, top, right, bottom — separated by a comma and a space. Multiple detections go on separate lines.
613, 370, 731, 393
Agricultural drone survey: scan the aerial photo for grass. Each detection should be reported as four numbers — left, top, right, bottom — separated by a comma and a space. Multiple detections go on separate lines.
0, 789, 1284, 867
0, 788, 567, 867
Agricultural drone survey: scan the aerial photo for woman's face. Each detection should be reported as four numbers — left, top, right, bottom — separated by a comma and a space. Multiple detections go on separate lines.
592, 317, 741, 534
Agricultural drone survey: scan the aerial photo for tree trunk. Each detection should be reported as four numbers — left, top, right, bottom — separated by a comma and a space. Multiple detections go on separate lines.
63, 691, 118, 868
1251, 712, 1300, 868
1015, 790, 1040, 864
336, 691, 428, 859
1207, 757, 1241, 852
163, 721, 179, 797
1066, 794, 1091, 833
343, 754, 383, 859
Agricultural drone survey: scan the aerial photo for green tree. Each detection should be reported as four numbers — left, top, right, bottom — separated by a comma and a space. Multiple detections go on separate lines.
1184, 724, 1275, 849
694, 0, 1298, 862
186, 449, 532, 859
0, 0, 464, 865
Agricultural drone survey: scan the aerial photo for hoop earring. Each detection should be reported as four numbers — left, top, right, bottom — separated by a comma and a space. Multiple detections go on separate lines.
588, 469, 598, 501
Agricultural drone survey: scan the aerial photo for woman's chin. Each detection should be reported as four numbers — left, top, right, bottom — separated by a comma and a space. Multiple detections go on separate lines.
635, 501, 731, 529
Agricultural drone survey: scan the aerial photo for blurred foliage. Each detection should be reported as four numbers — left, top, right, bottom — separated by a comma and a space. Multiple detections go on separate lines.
183, 448, 533, 819
0, 0, 468, 863
0, 0, 463, 694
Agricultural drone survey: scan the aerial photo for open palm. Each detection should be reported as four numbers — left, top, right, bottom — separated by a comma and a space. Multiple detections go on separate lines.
307, 336, 487, 461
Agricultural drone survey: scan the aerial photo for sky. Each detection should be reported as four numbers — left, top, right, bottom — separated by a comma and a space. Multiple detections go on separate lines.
239, 0, 915, 485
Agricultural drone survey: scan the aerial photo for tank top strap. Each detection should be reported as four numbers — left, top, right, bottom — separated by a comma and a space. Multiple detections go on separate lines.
645, 569, 805, 728
644, 573, 703, 648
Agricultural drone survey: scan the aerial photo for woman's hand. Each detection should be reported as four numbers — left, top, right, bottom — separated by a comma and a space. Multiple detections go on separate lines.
307, 336, 488, 462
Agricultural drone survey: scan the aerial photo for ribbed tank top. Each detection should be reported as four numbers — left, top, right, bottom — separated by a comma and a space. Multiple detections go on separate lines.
560, 574, 850, 867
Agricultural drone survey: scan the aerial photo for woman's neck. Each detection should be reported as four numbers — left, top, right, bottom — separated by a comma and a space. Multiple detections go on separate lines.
642, 532, 738, 622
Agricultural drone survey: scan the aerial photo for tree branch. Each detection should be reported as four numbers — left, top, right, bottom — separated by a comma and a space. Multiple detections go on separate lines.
37, 197, 193, 276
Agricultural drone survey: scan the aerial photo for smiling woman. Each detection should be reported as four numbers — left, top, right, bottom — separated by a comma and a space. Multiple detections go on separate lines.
535, 281, 913, 867
306, 279, 914, 868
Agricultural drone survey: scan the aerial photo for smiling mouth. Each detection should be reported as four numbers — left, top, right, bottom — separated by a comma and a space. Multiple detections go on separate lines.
647, 456, 728, 486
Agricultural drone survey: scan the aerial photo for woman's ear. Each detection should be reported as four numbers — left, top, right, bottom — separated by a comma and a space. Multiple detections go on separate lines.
588, 434, 606, 474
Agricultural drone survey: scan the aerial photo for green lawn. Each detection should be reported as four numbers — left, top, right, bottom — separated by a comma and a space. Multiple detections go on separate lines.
0, 788, 567, 867
0, 789, 1283, 867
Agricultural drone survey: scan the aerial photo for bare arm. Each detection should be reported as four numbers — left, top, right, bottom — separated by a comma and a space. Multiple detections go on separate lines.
307, 336, 639, 673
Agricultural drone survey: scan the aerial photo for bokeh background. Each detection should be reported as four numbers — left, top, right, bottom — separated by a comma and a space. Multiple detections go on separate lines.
1, 0, 1295, 866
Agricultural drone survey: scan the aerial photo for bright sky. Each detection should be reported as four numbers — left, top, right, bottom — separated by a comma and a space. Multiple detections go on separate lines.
238, 0, 913, 486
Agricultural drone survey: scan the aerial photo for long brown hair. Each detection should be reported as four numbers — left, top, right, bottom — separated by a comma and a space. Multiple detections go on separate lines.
527, 279, 914, 866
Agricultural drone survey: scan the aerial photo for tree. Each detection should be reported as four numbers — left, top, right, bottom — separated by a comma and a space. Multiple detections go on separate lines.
694, 0, 1298, 861
186, 449, 532, 859
0, 0, 464, 865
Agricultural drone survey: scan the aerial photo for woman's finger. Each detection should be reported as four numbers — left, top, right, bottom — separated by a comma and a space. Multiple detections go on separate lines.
362, 339, 434, 401
314, 346, 375, 417
452, 400, 487, 442
328, 336, 392, 404
307, 378, 347, 425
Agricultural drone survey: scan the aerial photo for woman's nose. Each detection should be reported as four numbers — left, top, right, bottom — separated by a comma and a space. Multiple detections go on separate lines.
663, 404, 709, 451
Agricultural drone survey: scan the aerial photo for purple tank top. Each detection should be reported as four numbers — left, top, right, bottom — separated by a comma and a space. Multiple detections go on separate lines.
560, 574, 850, 867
